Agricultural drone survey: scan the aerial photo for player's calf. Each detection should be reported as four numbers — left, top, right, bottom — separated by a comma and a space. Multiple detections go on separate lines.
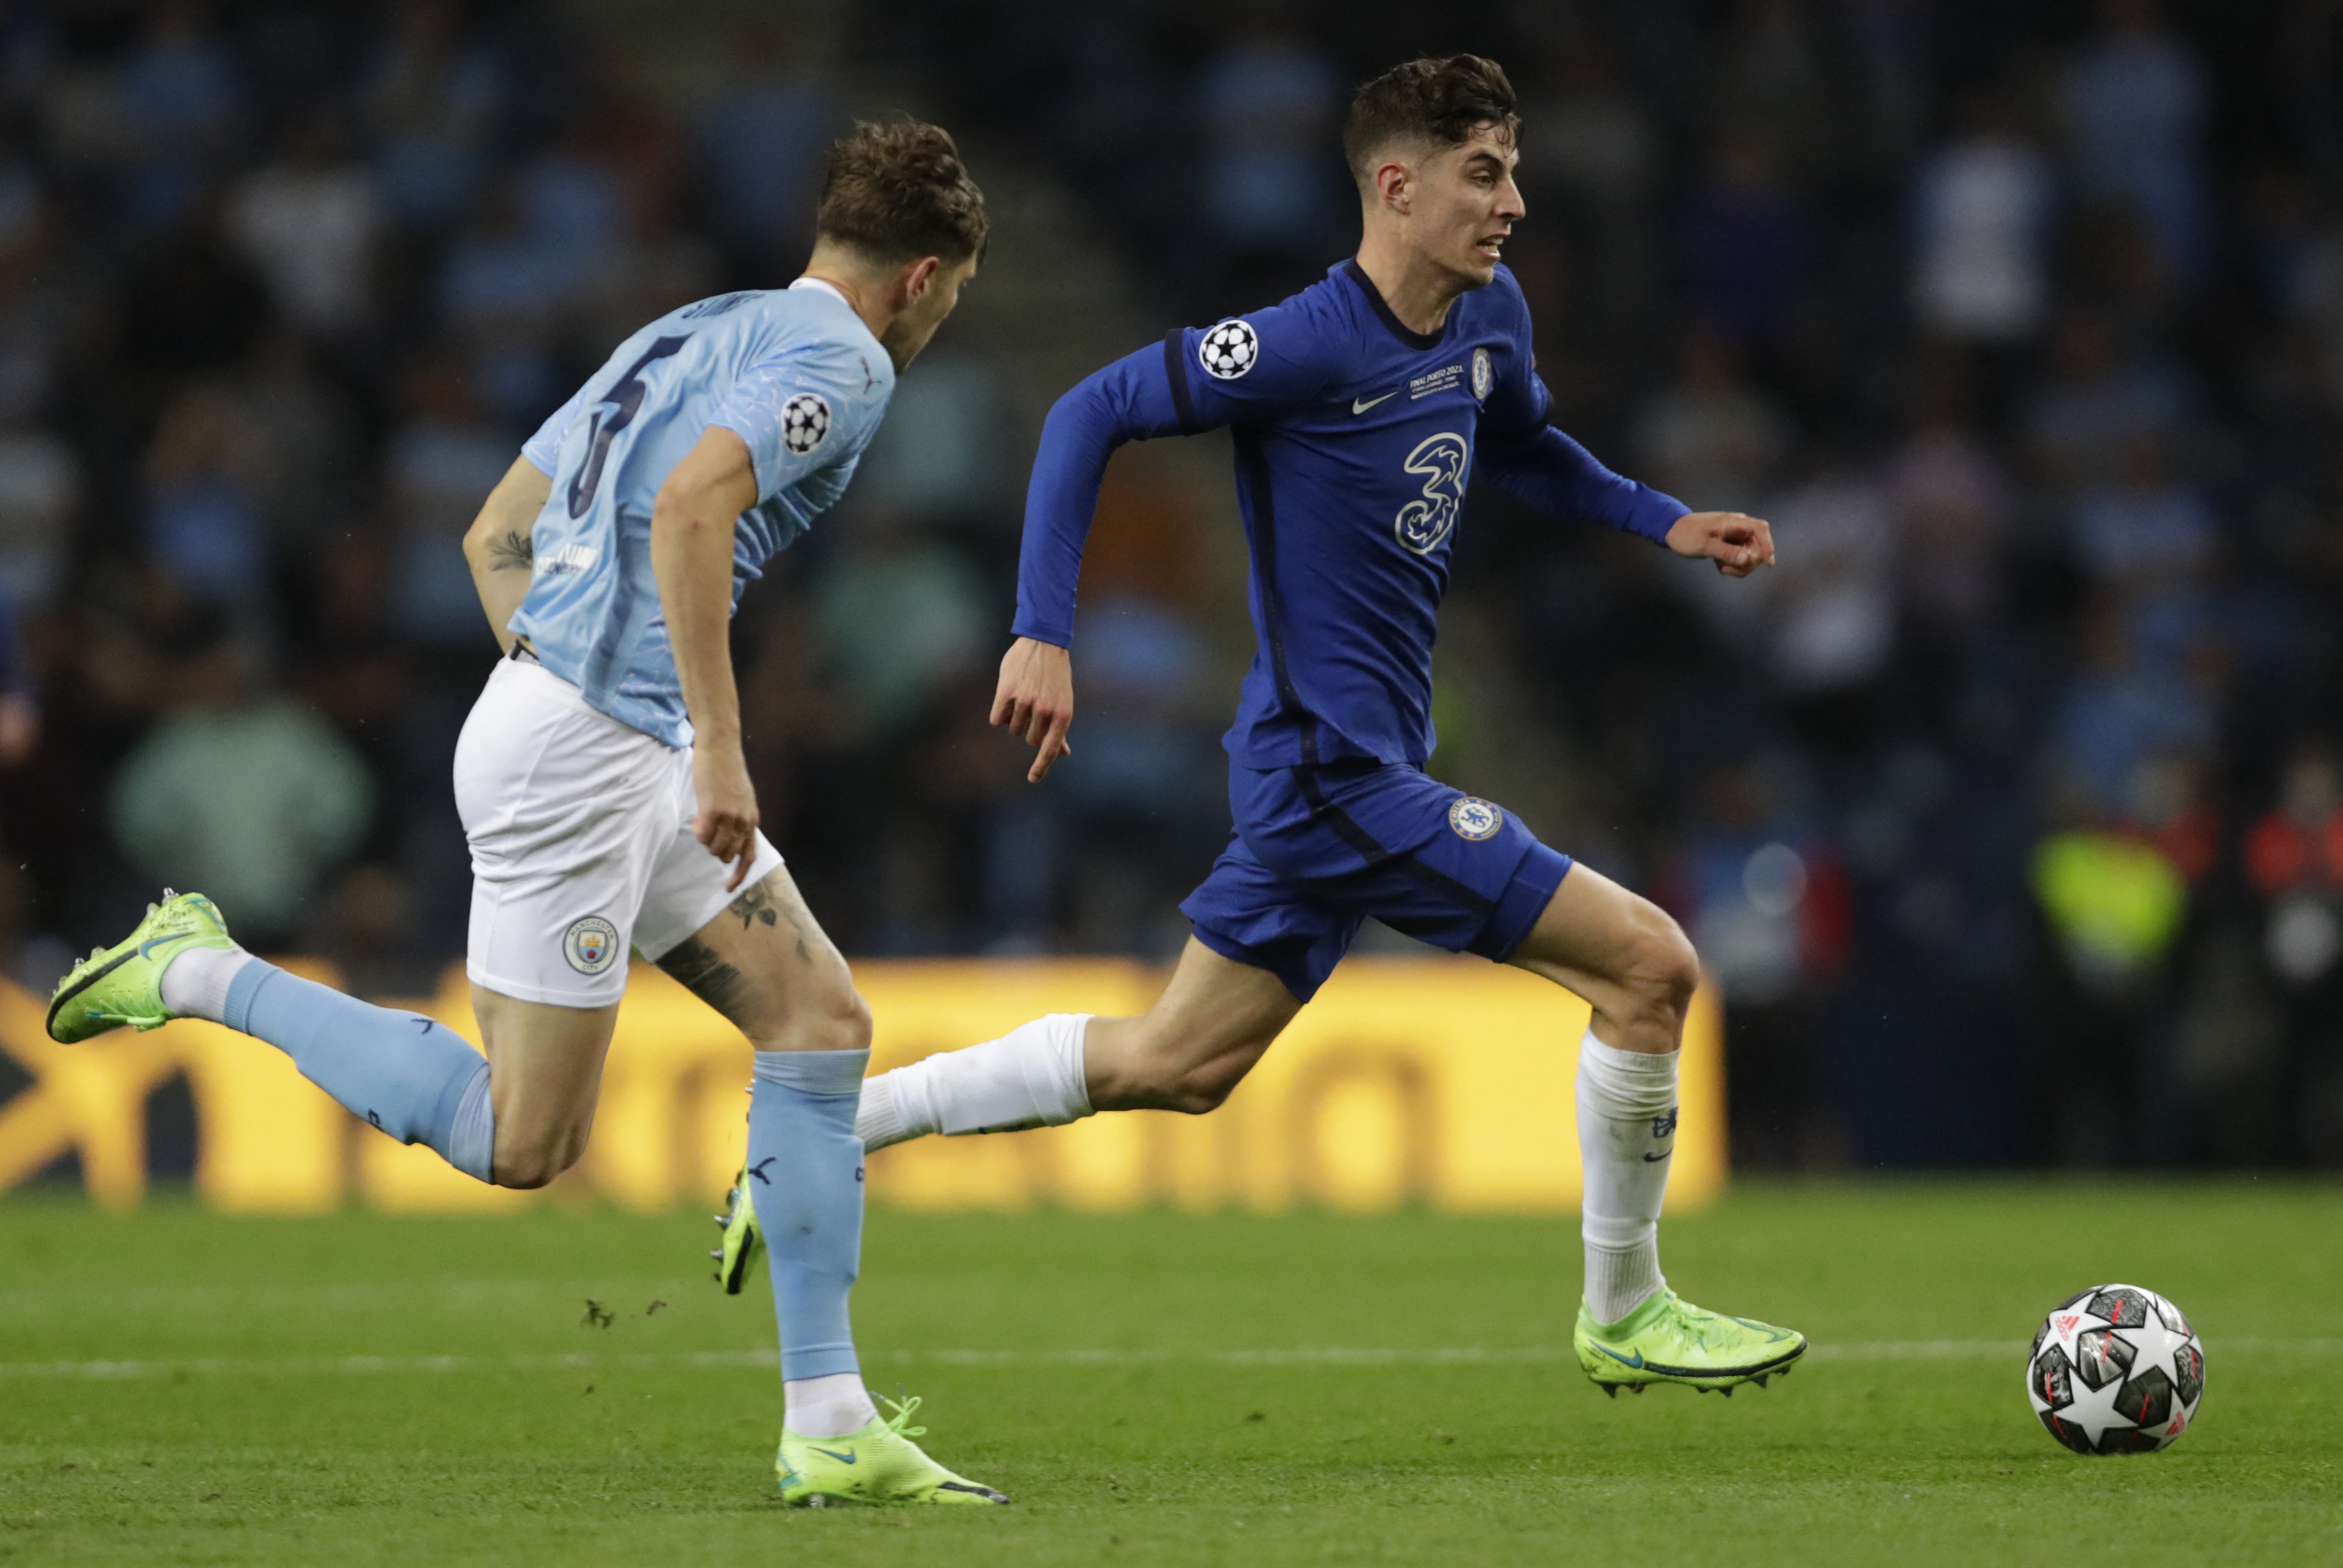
856, 938, 1299, 1149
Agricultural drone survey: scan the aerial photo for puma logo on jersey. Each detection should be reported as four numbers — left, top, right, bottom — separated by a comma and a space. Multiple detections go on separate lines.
1351, 390, 1397, 414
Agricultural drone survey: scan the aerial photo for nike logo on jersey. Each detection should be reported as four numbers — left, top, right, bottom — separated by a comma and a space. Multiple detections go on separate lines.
1351, 391, 1397, 414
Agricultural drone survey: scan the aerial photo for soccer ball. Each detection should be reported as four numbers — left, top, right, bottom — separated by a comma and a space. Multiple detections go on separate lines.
781, 392, 831, 454
1198, 319, 1258, 379
2026, 1283, 2205, 1455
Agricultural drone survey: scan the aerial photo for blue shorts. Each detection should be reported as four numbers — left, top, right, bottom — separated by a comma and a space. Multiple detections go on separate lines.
1179, 761, 1573, 1002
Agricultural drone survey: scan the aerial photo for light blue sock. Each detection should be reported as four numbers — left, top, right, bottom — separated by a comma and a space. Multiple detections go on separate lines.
223, 961, 498, 1183
749, 1048, 870, 1382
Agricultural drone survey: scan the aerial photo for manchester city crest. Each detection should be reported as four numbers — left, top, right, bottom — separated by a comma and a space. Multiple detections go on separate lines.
1448, 796, 1503, 841
562, 914, 621, 975
1470, 346, 1493, 401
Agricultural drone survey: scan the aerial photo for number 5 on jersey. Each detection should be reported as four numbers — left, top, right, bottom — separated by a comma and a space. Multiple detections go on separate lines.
567, 334, 691, 518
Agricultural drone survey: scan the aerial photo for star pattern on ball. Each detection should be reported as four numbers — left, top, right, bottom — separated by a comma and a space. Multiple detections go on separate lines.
2026, 1282, 2205, 1455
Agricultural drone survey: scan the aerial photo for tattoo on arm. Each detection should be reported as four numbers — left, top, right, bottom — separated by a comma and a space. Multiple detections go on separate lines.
487, 530, 535, 571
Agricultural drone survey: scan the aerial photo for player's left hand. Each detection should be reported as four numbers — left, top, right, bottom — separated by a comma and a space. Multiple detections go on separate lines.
1665, 511, 1775, 578
692, 746, 761, 890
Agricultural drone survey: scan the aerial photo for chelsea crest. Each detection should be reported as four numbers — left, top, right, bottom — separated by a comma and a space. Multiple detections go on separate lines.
1470, 346, 1493, 402
1448, 796, 1504, 841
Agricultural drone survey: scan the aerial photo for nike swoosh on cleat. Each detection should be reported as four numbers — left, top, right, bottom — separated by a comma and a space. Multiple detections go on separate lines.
808, 1447, 858, 1465
138, 933, 196, 961
45, 948, 141, 1038
1588, 1342, 1645, 1370
1351, 391, 1397, 413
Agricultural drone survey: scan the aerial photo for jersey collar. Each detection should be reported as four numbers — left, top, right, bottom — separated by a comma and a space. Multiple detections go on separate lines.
1341, 259, 1448, 352
788, 276, 854, 308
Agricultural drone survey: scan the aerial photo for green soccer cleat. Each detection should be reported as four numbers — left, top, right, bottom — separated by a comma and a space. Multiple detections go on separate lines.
1575, 1289, 1807, 1396
775, 1394, 1008, 1508
710, 1162, 763, 1294
47, 890, 238, 1044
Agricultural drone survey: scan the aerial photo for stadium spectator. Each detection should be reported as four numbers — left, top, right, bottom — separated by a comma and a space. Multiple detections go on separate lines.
363, 0, 506, 231
2062, 0, 2207, 279
1192, 18, 1345, 292
108, 615, 374, 949
384, 345, 515, 645
1675, 125, 1811, 354
1911, 90, 2056, 345
226, 106, 384, 342
696, 19, 835, 272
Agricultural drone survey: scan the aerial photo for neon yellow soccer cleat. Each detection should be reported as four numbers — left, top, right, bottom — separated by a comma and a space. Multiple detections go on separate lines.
710, 1163, 764, 1294
775, 1394, 1008, 1507
47, 890, 238, 1044
1575, 1289, 1807, 1396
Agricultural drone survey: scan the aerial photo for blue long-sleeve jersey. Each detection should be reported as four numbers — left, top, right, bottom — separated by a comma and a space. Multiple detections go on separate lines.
1015, 260, 1688, 768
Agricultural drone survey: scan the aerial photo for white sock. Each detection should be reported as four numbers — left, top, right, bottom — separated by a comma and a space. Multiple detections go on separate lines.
1576, 1030, 1679, 1326
783, 1372, 878, 1439
855, 1013, 1093, 1150
158, 944, 257, 1024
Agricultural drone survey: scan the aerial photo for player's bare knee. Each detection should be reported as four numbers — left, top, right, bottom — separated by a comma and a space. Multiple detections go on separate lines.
1620, 906, 1700, 1028
493, 1134, 583, 1191
826, 985, 875, 1054
757, 981, 871, 1056
1163, 1064, 1237, 1116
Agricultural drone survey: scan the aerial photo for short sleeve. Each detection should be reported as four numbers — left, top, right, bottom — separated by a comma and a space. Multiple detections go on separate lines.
708, 341, 874, 503
520, 383, 586, 477
1166, 293, 1346, 433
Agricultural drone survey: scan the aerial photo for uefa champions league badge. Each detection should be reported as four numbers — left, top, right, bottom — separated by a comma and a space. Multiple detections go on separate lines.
562, 915, 621, 975
1448, 797, 1503, 841
781, 392, 831, 454
1470, 346, 1492, 402
1199, 319, 1258, 379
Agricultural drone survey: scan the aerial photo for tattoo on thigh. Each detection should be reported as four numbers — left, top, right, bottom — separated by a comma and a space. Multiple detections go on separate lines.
657, 936, 748, 1014
487, 529, 534, 571
729, 878, 811, 961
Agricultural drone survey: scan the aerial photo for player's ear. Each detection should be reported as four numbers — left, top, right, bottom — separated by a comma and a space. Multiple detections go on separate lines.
1375, 158, 1412, 216
899, 254, 942, 306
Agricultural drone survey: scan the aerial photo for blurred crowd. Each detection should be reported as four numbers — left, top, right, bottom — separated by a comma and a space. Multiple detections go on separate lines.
1, 0, 2342, 1168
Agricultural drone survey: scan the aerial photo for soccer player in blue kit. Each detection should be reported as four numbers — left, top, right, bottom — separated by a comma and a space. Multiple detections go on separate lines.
45, 122, 1007, 1504
853, 57, 1809, 1392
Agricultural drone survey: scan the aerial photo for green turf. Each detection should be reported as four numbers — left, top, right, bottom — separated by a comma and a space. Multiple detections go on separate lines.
1, 1182, 2339, 1565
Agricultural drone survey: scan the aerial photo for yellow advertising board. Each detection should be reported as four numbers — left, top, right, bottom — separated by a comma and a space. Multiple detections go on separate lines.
0, 958, 1724, 1215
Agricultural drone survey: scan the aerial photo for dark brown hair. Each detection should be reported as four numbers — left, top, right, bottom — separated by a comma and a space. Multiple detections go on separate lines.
814, 120, 988, 266
1342, 55, 1519, 189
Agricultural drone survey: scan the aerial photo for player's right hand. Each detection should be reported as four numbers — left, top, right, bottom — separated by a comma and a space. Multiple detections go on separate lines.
1665, 510, 1777, 578
992, 636, 1075, 783
691, 746, 761, 890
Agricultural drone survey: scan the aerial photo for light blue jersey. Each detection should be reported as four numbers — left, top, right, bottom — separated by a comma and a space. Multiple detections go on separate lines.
510, 281, 896, 747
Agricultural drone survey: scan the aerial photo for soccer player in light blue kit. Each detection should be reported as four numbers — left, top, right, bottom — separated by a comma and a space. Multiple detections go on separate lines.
46, 121, 1007, 1506
849, 59, 1809, 1395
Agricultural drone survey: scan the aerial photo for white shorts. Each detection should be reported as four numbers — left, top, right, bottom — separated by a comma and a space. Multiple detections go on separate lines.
454, 655, 783, 1007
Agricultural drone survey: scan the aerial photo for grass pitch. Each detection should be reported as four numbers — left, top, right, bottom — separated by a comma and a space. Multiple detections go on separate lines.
1, 1183, 2339, 1565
